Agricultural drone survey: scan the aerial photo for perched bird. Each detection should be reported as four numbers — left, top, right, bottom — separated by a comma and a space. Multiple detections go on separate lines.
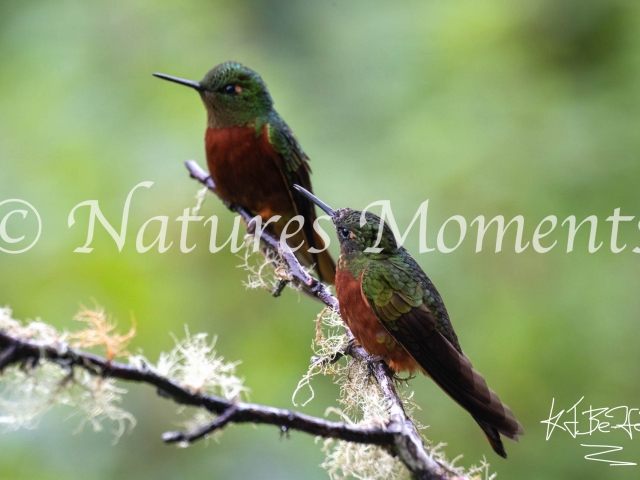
153, 62, 335, 284
293, 185, 524, 458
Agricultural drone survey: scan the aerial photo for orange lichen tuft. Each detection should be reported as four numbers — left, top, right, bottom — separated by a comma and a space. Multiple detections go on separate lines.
68, 305, 136, 361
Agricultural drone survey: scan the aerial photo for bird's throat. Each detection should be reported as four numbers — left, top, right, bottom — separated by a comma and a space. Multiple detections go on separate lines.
337, 252, 369, 279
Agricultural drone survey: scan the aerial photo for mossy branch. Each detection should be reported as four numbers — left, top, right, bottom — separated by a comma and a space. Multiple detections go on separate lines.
185, 160, 469, 480
0, 329, 396, 446
0, 162, 479, 480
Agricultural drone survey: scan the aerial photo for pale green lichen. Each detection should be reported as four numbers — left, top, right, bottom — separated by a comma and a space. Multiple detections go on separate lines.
0, 306, 61, 344
292, 306, 345, 407
0, 306, 247, 446
191, 186, 209, 216
238, 238, 299, 293
154, 328, 247, 399
129, 327, 248, 441
0, 307, 135, 442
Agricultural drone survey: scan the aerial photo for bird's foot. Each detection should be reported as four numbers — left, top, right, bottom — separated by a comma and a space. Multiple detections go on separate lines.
392, 371, 416, 387
343, 338, 356, 357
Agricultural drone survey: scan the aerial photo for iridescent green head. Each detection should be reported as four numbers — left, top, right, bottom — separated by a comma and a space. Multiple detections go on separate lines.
332, 209, 399, 256
293, 185, 399, 257
153, 62, 273, 128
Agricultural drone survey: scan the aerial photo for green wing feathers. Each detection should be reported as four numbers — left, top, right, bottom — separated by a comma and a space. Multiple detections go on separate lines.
266, 117, 336, 284
267, 118, 308, 176
361, 260, 523, 455
362, 256, 461, 351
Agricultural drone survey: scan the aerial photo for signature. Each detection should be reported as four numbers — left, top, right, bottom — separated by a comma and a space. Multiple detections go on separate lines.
542, 397, 640, 466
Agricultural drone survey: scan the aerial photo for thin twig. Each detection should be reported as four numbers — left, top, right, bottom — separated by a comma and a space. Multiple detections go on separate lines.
162, 404, 240, 444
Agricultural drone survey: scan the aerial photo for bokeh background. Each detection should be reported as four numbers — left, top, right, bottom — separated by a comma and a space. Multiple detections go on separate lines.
2, 0, 640, 478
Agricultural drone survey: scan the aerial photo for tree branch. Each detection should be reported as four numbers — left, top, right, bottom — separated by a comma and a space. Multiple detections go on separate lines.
0, 330, 393, 444
183, 160, 465, 480
0, 161, 470, 480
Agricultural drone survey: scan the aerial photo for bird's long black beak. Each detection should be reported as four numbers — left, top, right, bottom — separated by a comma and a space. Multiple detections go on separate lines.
293, 185, 335, 216
152, 73, 203, 91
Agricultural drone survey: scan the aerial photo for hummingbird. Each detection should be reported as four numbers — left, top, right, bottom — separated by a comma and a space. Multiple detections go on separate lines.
293, 185, 524, 458
153, 62, 336, 284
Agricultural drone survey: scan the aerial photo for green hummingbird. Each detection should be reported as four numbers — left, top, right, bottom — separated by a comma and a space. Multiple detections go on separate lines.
294, 185, 524, 458
153, 62, 335, 284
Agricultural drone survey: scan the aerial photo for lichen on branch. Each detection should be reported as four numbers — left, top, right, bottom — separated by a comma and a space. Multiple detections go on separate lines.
0, 306, 135, 441
0, 161, 499, 480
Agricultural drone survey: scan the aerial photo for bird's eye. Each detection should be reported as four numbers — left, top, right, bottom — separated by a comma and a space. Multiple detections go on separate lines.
222, 84, 238, 95
338, 227, 350, 239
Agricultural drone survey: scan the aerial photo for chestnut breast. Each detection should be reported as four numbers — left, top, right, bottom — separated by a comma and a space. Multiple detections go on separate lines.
335, 266, 419, 373
205, 124, 295, 221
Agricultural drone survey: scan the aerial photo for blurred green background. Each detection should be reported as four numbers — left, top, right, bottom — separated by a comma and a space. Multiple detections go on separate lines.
2, 0, 640, 478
